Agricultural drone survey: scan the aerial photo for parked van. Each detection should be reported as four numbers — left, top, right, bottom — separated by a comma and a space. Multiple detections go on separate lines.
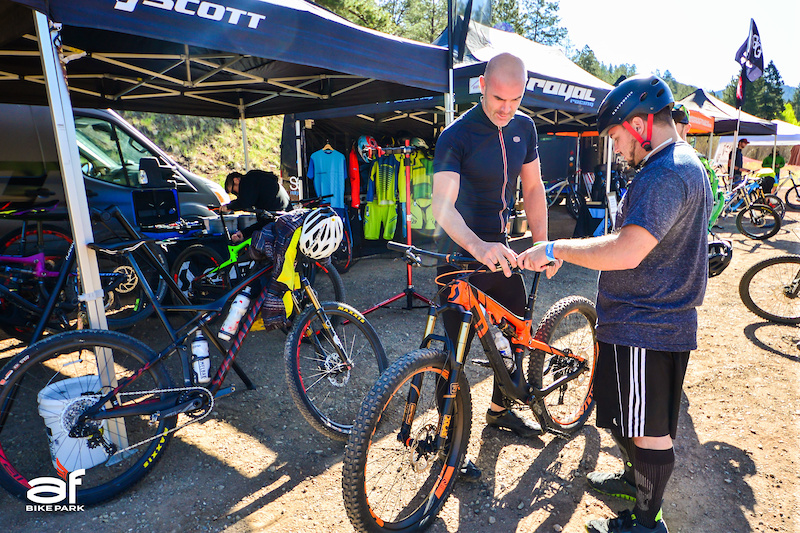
0, 104, 229, 241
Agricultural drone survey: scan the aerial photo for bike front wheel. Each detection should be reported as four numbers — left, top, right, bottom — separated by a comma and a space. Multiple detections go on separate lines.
784, 185, 800, 210
284, 302, 388, 441
0, 329, 176, 505
739, 255, 800, 324
735, 204, 781, 240
527, 296, 597, 435
343, 348, 471, 533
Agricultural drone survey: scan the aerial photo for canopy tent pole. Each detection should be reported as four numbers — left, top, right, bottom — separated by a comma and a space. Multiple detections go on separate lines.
728, 108, 742, 191
239, 99, 250, 172
771, 134, 778, 174
445, 0, 455, 125
34, 10, 129, 451
34, 12, 106, 331
294, 119, 304, 200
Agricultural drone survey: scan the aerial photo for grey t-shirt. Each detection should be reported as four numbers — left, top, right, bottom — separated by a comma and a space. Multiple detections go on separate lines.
596, 141, 712, 351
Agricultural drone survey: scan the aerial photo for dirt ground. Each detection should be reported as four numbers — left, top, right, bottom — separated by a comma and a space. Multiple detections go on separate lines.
1, 205, 798, 533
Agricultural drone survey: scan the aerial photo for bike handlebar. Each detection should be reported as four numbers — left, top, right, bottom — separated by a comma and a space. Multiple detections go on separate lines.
387, 241, 477, 268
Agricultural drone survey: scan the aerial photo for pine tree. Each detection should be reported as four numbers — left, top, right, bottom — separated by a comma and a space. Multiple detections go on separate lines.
519, 0, 567, 45
761, 61, 785, 120
791, 83, 800, 120
572, 45, 601, 77
399, 0, 447, 43
492, 0, 524, 35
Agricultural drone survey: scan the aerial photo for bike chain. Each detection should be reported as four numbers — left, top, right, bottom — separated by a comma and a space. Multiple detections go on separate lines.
81, 386, 215, 457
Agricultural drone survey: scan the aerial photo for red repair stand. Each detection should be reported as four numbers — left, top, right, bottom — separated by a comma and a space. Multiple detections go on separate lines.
361, 139, 432, 315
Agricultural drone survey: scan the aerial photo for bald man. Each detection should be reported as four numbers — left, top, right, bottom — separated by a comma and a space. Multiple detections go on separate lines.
432, 53, 554, 480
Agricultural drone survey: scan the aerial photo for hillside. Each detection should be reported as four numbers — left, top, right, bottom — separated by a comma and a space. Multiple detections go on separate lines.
120, 112, 285, 187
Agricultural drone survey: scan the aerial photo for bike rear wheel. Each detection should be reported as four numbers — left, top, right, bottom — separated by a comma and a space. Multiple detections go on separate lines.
527, 296, 597, 435
284, 302, 388, 441
739, 255, 800, 324
784, 185, 800, 210
735, 204, 781, 240
0, 329, 176, 505
343, 348, 471, 533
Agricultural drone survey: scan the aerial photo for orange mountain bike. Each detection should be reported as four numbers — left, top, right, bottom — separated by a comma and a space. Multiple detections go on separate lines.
342, 242, 598, 532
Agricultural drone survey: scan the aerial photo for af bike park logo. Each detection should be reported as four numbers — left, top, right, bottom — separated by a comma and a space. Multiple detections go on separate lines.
25, 458, 86, 512
114, 0, 266, 29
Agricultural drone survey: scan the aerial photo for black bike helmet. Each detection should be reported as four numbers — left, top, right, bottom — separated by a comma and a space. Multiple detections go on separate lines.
597, 75, 674, 151
708, 238, 733, 278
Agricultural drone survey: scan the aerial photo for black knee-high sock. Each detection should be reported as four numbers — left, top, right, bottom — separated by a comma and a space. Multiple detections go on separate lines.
632, 446, 674, 528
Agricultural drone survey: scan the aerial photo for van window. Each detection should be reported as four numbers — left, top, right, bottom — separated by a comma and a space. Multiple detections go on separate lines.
74, 117, 155, 188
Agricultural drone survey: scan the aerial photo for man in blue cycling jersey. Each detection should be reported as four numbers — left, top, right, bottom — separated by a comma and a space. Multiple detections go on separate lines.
433, 52, 559, 481
520, 75, 711, 533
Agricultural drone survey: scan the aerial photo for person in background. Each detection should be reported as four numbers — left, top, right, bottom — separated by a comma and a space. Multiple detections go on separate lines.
221, 169, 290, 242
432, 52, 559, 481
760, 152, 784, 194
728, 138, 749, 185
519, 75, 711, 533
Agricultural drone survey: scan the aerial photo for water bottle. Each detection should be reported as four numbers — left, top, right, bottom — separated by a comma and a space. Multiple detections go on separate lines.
489, 324, 515, 373
191, 331, 210, 384
218, 286, 252, 341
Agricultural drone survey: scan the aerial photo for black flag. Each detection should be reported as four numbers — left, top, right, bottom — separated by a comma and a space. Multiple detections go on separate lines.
734, 18, 764, 82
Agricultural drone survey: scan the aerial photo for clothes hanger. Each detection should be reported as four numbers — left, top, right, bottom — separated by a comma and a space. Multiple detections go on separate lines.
323, 139, 333, 151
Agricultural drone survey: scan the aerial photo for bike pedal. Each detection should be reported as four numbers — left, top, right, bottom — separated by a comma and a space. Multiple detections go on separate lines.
471, 358, 491, 368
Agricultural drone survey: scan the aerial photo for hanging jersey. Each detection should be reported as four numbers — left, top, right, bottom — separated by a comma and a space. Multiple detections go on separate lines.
348, 148, 361, 209
308, 148, 346, 209
406, 153, 433, 200
367, 155, 400, 205
393, 154, 410, 203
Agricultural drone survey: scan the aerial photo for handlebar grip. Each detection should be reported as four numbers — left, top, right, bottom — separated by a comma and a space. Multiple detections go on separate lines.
386, 241, 409, 253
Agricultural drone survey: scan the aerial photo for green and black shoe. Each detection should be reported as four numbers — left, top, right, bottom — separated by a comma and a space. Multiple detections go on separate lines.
586, 470, 637, 501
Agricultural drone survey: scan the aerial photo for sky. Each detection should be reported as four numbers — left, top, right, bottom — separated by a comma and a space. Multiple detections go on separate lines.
556, 0, 800, 92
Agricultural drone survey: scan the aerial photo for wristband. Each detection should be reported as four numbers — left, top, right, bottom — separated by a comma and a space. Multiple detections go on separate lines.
544, 241, 556, 262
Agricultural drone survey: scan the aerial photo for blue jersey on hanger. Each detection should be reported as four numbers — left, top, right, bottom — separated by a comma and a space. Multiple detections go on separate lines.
308, 148, 346, 209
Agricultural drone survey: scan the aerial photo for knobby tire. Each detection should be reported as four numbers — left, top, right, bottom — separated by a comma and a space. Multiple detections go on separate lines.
343, 348, 471, 533
0, 330, 176, 505
284, 302, 388, 441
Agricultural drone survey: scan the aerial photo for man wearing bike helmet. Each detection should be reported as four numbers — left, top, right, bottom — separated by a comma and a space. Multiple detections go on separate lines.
519, 75, 712, 533
433, 52, 559, 480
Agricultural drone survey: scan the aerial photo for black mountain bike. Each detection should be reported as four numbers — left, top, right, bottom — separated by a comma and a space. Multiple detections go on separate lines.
0, 206, 387, 506
342, 243, 597, 532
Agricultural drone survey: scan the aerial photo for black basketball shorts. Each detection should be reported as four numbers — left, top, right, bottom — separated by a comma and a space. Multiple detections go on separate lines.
594, 341, 690, 439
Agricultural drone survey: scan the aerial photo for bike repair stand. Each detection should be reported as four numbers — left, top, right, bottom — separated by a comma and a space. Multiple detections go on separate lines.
362, 140, 433, 316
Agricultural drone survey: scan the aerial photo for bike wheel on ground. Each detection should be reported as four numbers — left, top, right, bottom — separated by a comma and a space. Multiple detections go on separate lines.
739, 255, 800, 324
784, 185, 800, 210
342, 348, 472, 533
170, 243, 230, 305
284, 302, 388, 441
0, 329, 176, 505
527, 296, 597, 434
735, 204, 781, 240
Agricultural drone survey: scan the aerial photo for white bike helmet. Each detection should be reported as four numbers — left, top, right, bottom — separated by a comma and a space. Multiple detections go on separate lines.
299, 207, 344, 259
